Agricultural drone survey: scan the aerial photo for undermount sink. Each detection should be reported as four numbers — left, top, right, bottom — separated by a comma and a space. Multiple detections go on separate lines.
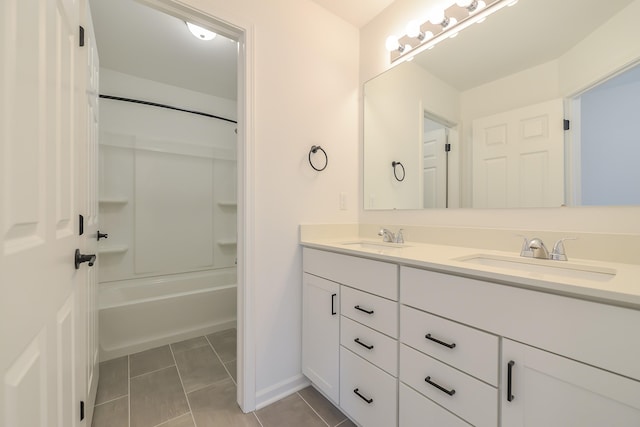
456, 254, 616, 282
340, 241, 411, 252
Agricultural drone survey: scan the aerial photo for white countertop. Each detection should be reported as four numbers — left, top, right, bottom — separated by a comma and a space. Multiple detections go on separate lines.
300, 236, 640, 310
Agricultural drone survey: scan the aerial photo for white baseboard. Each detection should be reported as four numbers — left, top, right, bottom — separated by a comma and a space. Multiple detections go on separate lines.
255, 374, 311, 410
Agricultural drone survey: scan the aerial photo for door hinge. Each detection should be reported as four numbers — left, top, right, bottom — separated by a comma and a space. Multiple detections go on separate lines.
80, 401, 85, 421
79, 26, 85, 47
445, 143, 451, 152
563, 119, 570, 130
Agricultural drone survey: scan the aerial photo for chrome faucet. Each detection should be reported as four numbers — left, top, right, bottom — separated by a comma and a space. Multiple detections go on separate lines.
378, 228, 395, 243
550, 238, 577, 261
527, 238, 549, 259
378, 228, 405, 244
520, 236, 576, 260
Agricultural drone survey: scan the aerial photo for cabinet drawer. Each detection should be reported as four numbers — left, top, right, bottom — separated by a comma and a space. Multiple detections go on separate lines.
399, 383, 471, 427
341, 316, 398, 376
303, 248, 398, 300
340, 347, 397, 427
400, 344, 497, 427
401, 266, 640, 381
342, 286, 398, 338
401, 306, 498, 386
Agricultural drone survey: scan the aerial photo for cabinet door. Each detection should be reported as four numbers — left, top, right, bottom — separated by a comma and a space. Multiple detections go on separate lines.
502, 339, 640, 427
302, 273, 340, 403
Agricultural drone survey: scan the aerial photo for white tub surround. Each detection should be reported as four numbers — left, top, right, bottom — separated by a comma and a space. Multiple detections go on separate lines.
301, 224, 640, 426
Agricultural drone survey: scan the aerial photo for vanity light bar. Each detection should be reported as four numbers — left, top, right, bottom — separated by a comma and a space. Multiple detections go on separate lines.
388, 0, 519, 64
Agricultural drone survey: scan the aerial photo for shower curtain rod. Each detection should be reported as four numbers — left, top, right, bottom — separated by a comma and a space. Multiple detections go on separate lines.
99, 94, 238, 124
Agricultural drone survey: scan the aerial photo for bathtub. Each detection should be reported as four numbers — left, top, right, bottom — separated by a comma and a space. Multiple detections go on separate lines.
99, 267, 236, 361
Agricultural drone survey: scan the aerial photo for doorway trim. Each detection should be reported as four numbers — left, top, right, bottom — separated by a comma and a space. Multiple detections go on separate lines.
133, 0, 255, 411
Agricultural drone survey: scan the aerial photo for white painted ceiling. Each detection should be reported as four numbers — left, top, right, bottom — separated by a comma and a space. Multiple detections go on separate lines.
89, 0, 238, 100
310, 0, 395, 27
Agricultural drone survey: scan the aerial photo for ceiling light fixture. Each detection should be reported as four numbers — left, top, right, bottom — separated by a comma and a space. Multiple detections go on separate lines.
386, 0, 519, 63
186, 22, 217, 41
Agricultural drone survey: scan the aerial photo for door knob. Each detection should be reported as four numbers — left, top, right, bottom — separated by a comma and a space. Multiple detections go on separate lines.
75, 249, 96, 269
97, 231, 108, 241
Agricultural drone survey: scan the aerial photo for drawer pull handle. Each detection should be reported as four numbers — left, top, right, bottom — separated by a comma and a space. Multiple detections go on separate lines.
507, 360, 515, 402
353, 388, 373, 404
354, 305, 374, 315
425, 376, 456, 396
354, 338, 374, 350
331, 293, 337, 315
425, 333, 456, 349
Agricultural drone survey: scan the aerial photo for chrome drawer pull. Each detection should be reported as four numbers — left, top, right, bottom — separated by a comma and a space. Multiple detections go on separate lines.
425, 333, 456, 349
354, 338, 374, 350
425, 376, 456, 396
354, 305, 374, 315
353, 388, 373, 404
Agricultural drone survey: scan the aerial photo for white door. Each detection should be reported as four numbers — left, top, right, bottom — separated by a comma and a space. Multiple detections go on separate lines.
0, 0, 92, 426
302, 273, 340, 404
472, 99, 564, 208
502, 339, 640, 427
78, 2, 100, 424
422, 129, 447, 209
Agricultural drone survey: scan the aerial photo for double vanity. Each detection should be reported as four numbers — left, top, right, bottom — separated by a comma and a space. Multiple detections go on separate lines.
300, 227, 640, 426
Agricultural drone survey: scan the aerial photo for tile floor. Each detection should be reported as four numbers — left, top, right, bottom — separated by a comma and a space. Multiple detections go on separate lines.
92, 329, 356, 427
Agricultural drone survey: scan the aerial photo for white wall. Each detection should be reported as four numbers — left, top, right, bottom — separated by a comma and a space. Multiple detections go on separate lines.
168, 0, 360, 405
359, 0, 640, 234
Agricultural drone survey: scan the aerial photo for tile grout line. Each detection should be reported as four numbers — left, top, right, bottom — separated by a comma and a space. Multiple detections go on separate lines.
168, 343, 198, 427
94, 394, 128, 408
129, 363, 178, 380
297, 392, 331, 427
252, 411, 265, 427
205, 335, 236, 386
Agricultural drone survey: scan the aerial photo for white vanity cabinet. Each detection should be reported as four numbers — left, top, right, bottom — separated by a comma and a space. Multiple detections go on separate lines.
301, 272, 340, 403
302, 248, 398, 427
401, 266, 640, 427
303, 246, 640, 426
501, 339, 640, 427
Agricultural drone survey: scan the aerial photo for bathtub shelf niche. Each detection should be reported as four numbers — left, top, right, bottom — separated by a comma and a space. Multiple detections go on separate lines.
98, 245, 129, 255
99, 198, 129, 205
217, 201, 237, 208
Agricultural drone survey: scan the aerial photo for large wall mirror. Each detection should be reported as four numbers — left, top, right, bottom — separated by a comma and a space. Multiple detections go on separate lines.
364, 0, 640, 210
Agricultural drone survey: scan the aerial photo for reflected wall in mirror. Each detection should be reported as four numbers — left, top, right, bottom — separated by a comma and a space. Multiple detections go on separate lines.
363, 0, 640, 209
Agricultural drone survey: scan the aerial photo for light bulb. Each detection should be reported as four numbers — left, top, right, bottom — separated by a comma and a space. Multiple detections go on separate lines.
429, 9, 445, 25
423, 31, 434, 41
385, 35, 400, 52
472, 0, 486, 12
186, 22, 216, 41
456, 0, 473, 6
449, 17, 458, 26
406, 20, 422, 38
